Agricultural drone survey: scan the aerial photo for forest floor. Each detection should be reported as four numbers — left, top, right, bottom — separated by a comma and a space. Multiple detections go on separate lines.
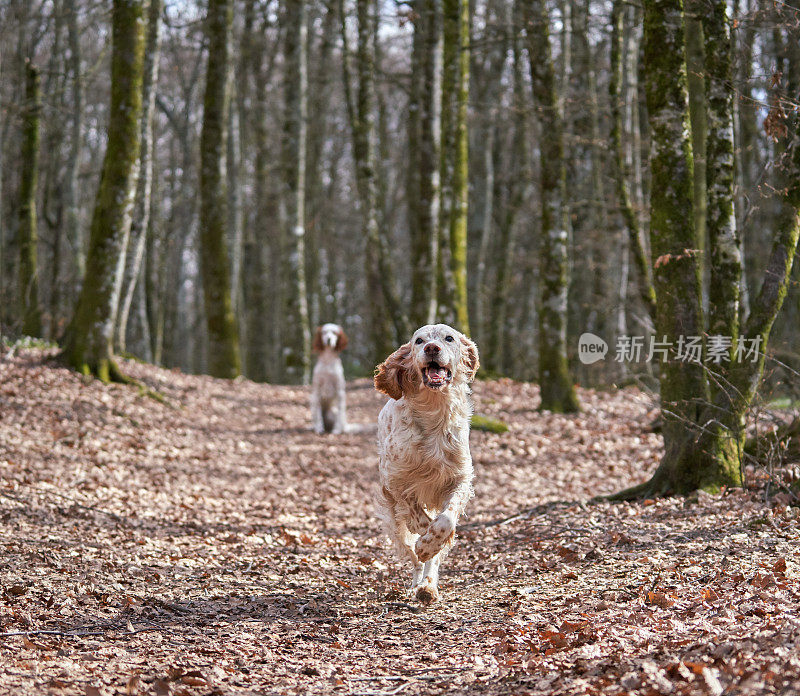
1, 349, 800, 696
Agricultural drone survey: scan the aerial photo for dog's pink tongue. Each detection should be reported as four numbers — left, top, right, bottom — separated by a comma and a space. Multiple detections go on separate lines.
429, 365, 446, 378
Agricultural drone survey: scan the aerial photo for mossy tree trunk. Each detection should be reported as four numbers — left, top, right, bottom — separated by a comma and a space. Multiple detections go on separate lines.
62, 0, 146, 381
281, 0, 312, 383
684, 0, 707, 273
443, 0, 470, 334
523, 0, 580, 413
410, 0, 442, 328
117, 0, 162, 356
18, 60, 43, 338
614, 0, 800, 499
610, 0, 656, 319
631, 0, 710, 494
704, 0, 741, 392
198, 0, 241, 379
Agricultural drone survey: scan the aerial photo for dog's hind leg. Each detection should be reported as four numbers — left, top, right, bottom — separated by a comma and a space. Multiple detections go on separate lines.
379, 492, 424, 587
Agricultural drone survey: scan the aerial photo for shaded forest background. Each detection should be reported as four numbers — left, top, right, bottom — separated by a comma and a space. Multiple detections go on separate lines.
0, 0, 798, 389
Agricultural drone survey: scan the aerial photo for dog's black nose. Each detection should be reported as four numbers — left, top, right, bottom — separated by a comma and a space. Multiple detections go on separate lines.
424, 343, 440, 355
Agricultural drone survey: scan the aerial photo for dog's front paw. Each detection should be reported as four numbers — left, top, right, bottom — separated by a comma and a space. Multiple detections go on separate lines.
414, 513, 455, 562
415, 577, 439, 605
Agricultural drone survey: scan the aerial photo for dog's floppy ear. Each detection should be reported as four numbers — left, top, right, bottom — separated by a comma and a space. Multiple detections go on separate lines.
312, 327, 324, 353
374, 343, 412, 400
336, 327, 349, 352
459, 335, 480, 382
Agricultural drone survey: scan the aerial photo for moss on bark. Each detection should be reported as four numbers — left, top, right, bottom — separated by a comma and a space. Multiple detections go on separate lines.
445, 0, 470, 335
704, 0, 741, 374
610, 0, 656, 319
62, 0, 146, 382
613, 2, 800, 500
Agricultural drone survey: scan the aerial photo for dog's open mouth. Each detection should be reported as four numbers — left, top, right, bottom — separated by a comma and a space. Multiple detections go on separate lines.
422, 361, 452, 389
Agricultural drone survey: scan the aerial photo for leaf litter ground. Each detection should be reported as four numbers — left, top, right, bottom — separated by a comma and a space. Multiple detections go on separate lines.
1, 350, 799, 695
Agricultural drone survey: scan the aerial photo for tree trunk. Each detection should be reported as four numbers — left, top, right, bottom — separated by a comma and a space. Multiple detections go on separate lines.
40, 2, 67, 338
639, 0, 709, 493
18, 60, 43, 338
227, 86, 243, 321
340, 0, 400, 360
443, 0, 470, 333
0, 47, 4, 336
474, 123, 495, 343
704, 0, 741, 381
573, 0, 608, 341
684, 0, 707, 284
373, 19, 409, 344
239, 0, 270, 381
117, 0, 162, 356
614, 0, 762, 499
410, 0, 442, 328
524, 0, 580, 413
62, 0, 146, 381
610, 0, 656, 319
485, 13, 527, 375
305, 0, 339, 334
732, 0, 755, 323
63, 0, 85, 296
198, 0, 241, 378
281, 0, 312, 383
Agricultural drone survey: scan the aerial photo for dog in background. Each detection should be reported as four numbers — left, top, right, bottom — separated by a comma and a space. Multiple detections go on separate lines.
374, 323, 479, 604
311, 323, 348, 434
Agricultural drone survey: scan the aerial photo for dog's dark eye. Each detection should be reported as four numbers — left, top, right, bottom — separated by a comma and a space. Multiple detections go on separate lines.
445, 335, 454, 342
415, 337, 424, 344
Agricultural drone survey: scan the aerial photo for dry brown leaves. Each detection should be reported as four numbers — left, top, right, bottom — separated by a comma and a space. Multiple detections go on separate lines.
1, 350, 799, 695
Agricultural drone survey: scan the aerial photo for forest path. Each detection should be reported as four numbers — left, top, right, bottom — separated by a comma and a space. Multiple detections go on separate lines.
1, 350, 799, 695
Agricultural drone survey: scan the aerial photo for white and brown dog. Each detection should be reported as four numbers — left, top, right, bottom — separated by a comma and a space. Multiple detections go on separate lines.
374, 323, 479, 604
311, 323, 348, 434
